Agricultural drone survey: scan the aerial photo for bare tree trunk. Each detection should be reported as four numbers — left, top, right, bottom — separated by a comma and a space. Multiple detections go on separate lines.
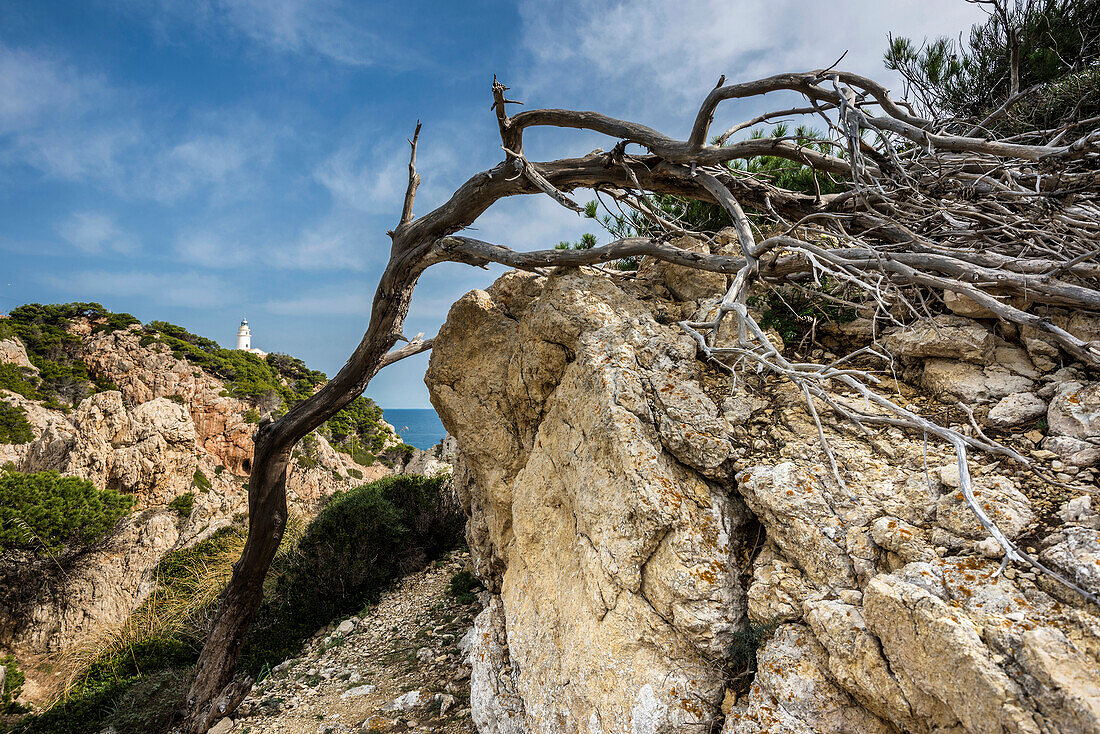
180, 261, 424, 732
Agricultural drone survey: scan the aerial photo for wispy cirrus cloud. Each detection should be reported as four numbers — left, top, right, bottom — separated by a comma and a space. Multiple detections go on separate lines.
57, 211, 139, 255
0, 42, 281, 202
124, 0, 407, 67
42, 269, 237, 308
516, 0, 986, 122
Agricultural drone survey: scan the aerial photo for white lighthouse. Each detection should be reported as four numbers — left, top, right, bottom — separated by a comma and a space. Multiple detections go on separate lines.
235, 319, 267, 357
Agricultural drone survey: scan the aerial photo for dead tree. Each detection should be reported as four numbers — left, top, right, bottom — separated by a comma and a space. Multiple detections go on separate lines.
179, 69, 1100, 732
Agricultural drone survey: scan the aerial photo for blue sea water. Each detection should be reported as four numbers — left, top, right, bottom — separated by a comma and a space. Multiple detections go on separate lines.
384, 408, 447, 450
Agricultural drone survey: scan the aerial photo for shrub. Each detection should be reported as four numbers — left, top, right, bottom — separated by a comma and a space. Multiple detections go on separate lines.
168, 493, 195, 518
2, 654, 25, 713
103, 666, 193, 734
241, 474, 463, 674
0, 303, 118, 406
13, 678, 130, 734
0, 471, 134, 554
0, 364, 39, 401
727, 621, 778, 694
448, 570, 483, 605
191, 469, 212, 491
0, 403, 34, 445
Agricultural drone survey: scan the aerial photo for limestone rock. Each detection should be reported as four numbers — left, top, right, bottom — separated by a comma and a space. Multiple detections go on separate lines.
724, 623, 893, 734
935, 475, 1034, 540
884, 315, 994, 364
429, 267, 1100, 734
428, 270, 747, 733
0, 337, 36, 373
468, 598, 527, 734
1047, 381, 1100, 441
987, 392, 1047, 428
864, 575, 1043, 734
1040, 528, 1100, 596
922, 358, 1035, 404
636, 235, 727, 302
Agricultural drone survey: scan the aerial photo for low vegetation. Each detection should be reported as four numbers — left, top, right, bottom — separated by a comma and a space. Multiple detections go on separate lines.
0, 403, 33, 445
1, 655, 25, 714
0, 471, 133, 555
167, 493, 195, 518
9, 474, 463, 733
241, 473, 463, 673
0, 303, 135, 408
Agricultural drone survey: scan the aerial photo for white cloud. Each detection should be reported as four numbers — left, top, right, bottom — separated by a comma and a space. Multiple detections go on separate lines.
129, 0, 401, 67
472, 192, 600, 251
57, 212, 139, 255
42, 270, 237, 308
269, 218, 372, 271
175, 230, 254, 269
0, 44, 108, 132
314, 141, 408, 214
516, 0, 987, 125
0, 43, 279, 203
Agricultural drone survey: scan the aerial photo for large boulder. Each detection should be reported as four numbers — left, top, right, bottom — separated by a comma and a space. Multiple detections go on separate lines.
0, 337, 36, 373
428, 271, 749, 733
430, 268, 1100, 734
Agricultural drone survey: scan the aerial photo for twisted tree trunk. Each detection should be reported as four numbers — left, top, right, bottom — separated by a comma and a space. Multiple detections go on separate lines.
179, 70, 1099, 732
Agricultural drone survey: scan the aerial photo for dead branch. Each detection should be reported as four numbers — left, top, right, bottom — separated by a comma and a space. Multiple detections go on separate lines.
179, 66, 1100, 733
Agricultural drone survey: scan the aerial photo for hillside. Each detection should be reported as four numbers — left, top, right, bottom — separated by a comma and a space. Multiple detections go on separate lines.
0, 304, 441, 718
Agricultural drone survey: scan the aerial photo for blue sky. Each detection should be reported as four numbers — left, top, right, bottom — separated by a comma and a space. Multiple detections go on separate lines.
0, 0, 984, 408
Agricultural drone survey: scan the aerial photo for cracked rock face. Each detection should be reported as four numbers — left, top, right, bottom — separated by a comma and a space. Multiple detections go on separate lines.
429, 268, 1100, 734
428, 271, 750, 733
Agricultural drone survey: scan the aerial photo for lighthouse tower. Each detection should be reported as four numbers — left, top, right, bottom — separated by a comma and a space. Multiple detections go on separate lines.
236, 319, 252, 350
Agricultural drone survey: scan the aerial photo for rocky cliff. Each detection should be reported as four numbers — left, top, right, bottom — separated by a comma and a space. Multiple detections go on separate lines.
425, 262, 1100, 734
0, 318, 396, 700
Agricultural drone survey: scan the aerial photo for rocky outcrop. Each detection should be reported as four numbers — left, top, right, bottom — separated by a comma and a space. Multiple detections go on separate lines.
428, 271, 750, 733
0, 338, 36, 372
427, 267, 1100, 734
0, 326, 374, 680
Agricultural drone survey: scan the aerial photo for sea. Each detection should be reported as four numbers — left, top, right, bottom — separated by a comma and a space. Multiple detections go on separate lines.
384, 408, 447, 450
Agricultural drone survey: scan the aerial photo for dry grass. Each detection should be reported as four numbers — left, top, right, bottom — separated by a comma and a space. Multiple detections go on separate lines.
50, 515, 307, 704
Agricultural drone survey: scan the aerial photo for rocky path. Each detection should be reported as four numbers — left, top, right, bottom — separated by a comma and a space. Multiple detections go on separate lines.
226, 550, 481, 734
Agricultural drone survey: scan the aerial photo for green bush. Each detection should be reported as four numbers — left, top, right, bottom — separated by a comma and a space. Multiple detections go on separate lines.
1, 303, 115, 406
191, 469, 211, 492
168, 493, 195, 518
448, 570, 483, 605
0, 364, 40, 401
241, 474, 463, 674
2, 654, 25, 713
0, 403, 34, 445
11, 678, 130, 734
102, 666, 193, 734
0, 471, 134, 554
727, 621, 778, 694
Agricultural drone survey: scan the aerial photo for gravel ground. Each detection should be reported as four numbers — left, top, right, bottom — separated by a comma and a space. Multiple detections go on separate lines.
225, 550, 481, 734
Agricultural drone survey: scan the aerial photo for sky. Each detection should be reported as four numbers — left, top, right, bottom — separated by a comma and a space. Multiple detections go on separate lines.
0, 0, 986, 408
